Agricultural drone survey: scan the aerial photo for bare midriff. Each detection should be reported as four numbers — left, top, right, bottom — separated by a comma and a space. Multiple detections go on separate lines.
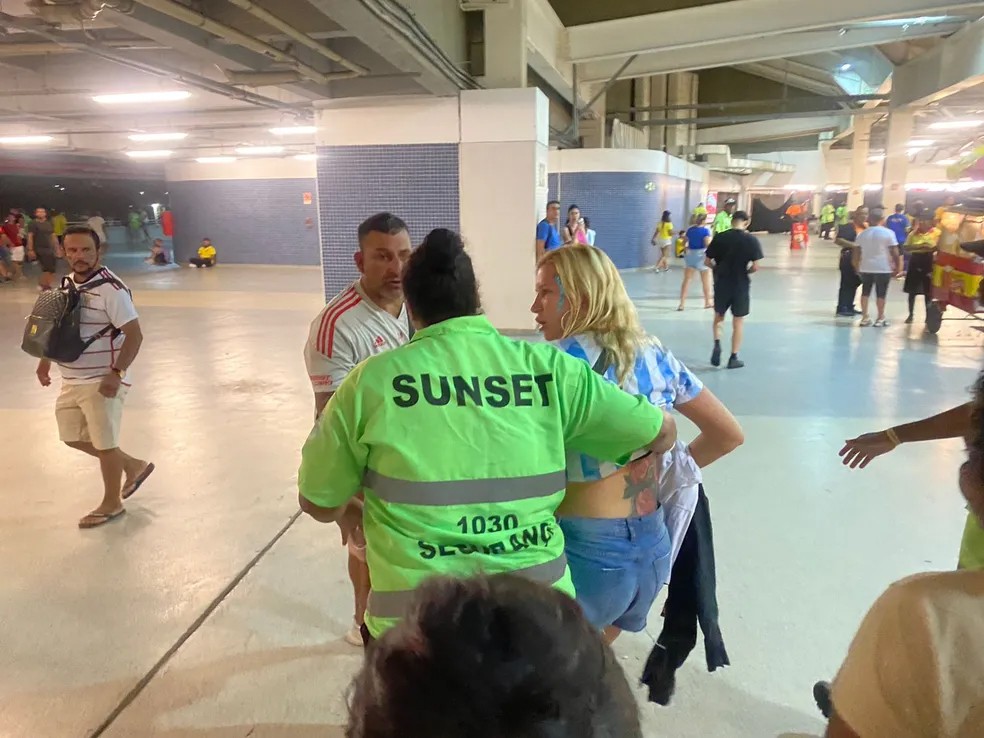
557, 456, 659, 520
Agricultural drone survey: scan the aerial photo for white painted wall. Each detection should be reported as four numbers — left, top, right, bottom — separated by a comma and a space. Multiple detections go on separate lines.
314, 96, 461, 146
746, 148, 953, 190
548, 147, 707, 184
165, 157, 315, 182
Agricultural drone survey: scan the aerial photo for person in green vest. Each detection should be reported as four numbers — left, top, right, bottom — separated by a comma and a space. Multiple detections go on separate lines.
712, 199, 735, 234
820, 200, 837, 240
298, 228, 677, 643
835, 202, 850, 227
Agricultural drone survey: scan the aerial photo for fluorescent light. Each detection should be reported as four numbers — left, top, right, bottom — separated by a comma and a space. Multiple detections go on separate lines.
196, 156, 237, 163
139, 191, 144, 195
863, 184, 882, 191
235, 145, 284, 155
929, 120, 983, 130
937, 159, 958, 166
824, 184, 846, 192
908, 139, 935, 147
94, 91, 191, 104
126, 149, 173, 159
269, 126, 317, 136
0, 135, 54, 144
838, 63, 852, 72
128, 132, 188, 142
293, 153, 318, 161
869, 154, 885, 162
783, 184, 816, 190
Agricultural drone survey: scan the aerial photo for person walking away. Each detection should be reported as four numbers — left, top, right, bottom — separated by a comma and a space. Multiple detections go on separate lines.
0, 225, 13, 282
533, 245, 743, 644
303, 212, 413, 646
852, 207, 902, 327
535, 200, 563, 260
712, 200, 735, 235
902, 210, 940, 325
834, 207, 868, 317
51, 209, 67, 250
819, 200, 836, 240
562, 205, 588, 246
886, 203, 912, 274
298, 228, 677, 645
86, 212, 107, 250
35, 226, 154, 528
583, 216, 597, 246
126, 207, 142, 246
705, 211, 764, 369
835, 202, 850, 228
678, 215, 713, 311
189, 238, 217, 267
651, 210, 674, 272
28, 207, 58, 291
4, 213, 24, 281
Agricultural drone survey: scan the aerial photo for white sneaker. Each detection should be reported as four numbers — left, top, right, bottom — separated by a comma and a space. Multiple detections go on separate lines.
874, 318, 889, 328
344, 621, 364, 647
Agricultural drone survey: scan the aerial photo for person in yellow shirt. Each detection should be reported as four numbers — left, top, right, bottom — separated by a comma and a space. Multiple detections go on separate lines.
935, 195, 955, 224
650, 210, 674, 272
189, 237, 217, 268
902, 210, 940, 324
51, 209, 68, 255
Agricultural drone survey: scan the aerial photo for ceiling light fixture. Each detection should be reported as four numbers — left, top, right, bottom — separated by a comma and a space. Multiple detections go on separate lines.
838, 63, 852, 72
936, 159, 958, 166
293, 153, 318, 161
270, 126, 317, 136
126, 149, 173, 159
929, 120, 983, 130
869, 154, 885, 161
783, 184, 816, 190
196, 156, 237, 163
94, 91, 191, 104
128, 132, 188, 142
0, 135, 54, 144
235, 145, 284, 155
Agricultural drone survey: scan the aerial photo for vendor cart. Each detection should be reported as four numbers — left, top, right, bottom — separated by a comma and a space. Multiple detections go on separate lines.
928, 201, 984, 334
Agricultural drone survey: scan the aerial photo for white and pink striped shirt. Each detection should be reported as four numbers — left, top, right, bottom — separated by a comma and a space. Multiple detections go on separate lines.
304, 280, 409, 393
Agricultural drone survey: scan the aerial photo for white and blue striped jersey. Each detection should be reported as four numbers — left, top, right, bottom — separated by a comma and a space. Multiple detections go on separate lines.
555, 333, 703, 482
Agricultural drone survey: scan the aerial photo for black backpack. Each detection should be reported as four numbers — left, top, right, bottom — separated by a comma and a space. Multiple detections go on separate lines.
21, 275, 122, 362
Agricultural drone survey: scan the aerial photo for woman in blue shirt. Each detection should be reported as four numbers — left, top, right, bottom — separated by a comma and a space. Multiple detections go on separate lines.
532, 245, 744, 643
679, 214, 713, 311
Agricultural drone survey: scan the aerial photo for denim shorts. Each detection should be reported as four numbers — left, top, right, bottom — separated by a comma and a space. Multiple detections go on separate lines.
559, 507, 672, 632
684, 249, 709, 271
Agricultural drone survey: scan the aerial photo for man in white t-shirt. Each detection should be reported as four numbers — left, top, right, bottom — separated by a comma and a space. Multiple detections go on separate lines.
826, 414, 984, 738
86, 212, 107, 248
35, 226, 154, 528
303, 212, 413, 646
851, 207, 901, 327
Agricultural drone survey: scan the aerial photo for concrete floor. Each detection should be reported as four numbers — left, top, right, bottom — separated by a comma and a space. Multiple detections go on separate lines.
1, 237, 980, 738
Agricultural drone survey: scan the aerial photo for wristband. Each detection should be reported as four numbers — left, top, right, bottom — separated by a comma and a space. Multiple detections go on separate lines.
885, 427, 901, 447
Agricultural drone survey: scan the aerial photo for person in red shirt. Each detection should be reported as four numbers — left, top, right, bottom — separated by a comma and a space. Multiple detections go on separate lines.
160, 207, 174, 238
1, 212, 22, 281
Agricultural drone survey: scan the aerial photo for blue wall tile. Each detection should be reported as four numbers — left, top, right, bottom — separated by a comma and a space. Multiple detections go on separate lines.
169, 178, 319, 265
548, 172, 691, 269
316, 144, 460, 299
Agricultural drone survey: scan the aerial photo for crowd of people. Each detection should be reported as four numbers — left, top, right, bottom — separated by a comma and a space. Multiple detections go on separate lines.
24, 197, 983, 736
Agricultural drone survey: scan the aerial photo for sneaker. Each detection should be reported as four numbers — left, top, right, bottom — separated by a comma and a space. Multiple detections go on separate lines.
904, 315, 914, 324
813, 681, 833, 719
874, 318, 889, 328
727, 356, 744, 369
859, 318, 873, 327
710, 343, 722, 367
344, 621, 364, 647
835, 310, 855, 317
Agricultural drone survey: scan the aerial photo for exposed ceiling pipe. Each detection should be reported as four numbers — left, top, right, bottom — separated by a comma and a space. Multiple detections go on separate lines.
225, 70, 305, 85
128, 0, 358, 84
0, 41, 166, 55
222, 0, 367, 76
0, 12, 311, 114
26, 0, 128, 27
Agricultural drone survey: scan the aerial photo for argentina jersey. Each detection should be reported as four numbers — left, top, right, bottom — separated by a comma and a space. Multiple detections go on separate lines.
555, 334, 703, 482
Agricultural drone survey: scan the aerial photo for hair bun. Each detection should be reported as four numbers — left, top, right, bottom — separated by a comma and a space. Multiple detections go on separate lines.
420, 228, 464, 275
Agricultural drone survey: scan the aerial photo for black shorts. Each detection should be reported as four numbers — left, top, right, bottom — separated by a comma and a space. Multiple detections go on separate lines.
35, 249, 57, 273
860, 273, 891, 299
714, 282, 750, 318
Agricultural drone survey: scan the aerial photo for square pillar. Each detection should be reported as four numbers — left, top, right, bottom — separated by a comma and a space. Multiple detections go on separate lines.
847, 116, 872, 211
881, 110, 914, 209
482, 0, 527, 88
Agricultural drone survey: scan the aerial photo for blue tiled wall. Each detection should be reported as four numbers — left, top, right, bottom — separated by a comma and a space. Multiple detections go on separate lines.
548, 172, 691, 269
316, 144, 460, 299
169, 178, 320, 265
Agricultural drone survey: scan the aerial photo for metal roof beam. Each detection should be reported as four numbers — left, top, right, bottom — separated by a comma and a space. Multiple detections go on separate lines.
568, 0, 980, 63
739, 63, 844, 97
697, 116, 844, 145
892, 17, 984, 106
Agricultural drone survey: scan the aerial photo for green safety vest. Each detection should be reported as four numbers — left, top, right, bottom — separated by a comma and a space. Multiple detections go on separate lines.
820, 205, 836, 223
298, 314, 665, 637
835, 206, 849, 225
712, 211, 732, 234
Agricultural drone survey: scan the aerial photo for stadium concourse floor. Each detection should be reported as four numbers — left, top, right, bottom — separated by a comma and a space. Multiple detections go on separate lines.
1, 235, 979, 738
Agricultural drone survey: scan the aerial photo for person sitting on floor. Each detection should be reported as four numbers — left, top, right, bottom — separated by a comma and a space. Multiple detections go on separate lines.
147, 239, 169, 266
345, 573, 642, 738
189, 238, 216, 268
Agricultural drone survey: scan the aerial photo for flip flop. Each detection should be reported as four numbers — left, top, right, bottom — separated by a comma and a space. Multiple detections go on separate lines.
123, 462, 155, 500
79, 509, 126, 529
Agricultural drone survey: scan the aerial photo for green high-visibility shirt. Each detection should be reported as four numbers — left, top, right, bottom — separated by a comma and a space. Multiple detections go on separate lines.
298, 314, 665, 637
836, 206, 849, 225
712, 211, 732, 234
821, 205, 836, 223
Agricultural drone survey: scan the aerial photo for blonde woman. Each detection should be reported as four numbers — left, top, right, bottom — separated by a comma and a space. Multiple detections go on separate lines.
532, 245, 744, 643
679, 215, 713, 310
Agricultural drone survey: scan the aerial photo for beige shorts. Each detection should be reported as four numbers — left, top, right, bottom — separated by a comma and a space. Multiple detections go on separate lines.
56, 382, 129, 451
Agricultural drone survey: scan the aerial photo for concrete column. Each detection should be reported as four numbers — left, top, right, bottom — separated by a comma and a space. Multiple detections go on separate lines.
881, 109, 913, 209
665, 72, 697, 156
482, 1, 527, 88
847, 115, 872, 211
649, 75, 667, 150
579, 86, 607, 148
632, 76, 651, 142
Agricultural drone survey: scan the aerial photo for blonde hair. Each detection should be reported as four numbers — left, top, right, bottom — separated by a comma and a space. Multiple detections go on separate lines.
539, 245, 653, 384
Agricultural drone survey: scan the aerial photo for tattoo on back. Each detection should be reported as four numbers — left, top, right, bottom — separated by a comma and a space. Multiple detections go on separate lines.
624, 454, 659, 517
